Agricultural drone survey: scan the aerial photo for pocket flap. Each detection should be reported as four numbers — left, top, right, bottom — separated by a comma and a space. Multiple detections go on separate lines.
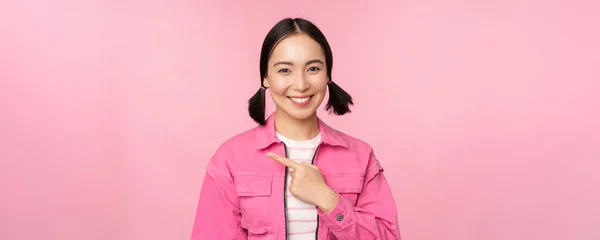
246, 226, 273, 235
233, 174, 273, 197
324, 174, 364, 194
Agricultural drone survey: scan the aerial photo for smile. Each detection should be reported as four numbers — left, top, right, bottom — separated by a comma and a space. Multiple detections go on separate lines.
288, 95, 313, 106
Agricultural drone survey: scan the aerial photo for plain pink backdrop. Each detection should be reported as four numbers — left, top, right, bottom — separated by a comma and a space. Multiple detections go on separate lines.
1, 0, 599, 239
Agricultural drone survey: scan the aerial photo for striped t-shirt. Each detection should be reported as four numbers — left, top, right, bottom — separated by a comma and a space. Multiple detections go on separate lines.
276, 132, 321, 240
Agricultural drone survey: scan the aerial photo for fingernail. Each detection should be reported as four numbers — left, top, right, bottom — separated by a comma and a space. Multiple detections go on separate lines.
267, 152, 273, 157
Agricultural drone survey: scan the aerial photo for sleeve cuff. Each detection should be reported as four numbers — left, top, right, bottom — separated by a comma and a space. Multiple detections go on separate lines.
318, 192, 354, 230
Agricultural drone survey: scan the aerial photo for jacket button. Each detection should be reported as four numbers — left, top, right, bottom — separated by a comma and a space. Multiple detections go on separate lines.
336, 214, 344, 221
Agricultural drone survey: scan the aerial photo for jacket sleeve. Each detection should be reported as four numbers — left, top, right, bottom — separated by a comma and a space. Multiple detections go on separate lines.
191, 148, 247, 240
318, 149, 401, 240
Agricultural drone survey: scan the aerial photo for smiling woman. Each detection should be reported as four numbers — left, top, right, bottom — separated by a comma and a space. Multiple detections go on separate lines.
262, 33, 331, 122
191, 18, 401, 240
248, 18, 353, 127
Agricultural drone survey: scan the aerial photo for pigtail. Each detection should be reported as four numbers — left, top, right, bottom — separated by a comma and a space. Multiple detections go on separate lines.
325, 81, 353, 115
248, 87, 267, 125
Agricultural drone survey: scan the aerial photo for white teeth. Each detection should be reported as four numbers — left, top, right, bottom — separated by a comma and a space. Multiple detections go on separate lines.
291, 97, 310, 103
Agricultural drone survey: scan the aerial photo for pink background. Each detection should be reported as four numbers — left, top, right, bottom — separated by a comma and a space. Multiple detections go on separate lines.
1, 0, 599, 239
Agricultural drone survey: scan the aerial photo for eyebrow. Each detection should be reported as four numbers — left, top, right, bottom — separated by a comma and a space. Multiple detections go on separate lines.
273, 59, 325, 67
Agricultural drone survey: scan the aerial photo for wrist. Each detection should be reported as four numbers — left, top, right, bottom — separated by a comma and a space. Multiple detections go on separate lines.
316, 186, 338, 214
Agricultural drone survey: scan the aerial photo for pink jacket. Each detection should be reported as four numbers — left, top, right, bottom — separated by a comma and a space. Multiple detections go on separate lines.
191, 115, 401, 239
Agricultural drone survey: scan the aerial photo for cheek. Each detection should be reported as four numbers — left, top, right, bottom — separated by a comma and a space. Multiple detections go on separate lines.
315, 82, 328, 92
269, 84, 288, 97
266, 78, 289, 96
309, 76, 329, 93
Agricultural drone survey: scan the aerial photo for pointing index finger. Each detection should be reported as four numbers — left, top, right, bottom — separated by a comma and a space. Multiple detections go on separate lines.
268, 152, 301, 169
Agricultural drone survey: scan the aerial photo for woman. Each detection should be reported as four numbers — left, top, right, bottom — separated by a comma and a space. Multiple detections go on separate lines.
192, 18, 401, 240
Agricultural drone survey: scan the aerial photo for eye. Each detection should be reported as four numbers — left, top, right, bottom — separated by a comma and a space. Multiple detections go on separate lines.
308, 66, 321, 72
278, 68, 290, 73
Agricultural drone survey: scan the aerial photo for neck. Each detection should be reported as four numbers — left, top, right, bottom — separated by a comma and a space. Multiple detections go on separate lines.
273, 109, 320, 141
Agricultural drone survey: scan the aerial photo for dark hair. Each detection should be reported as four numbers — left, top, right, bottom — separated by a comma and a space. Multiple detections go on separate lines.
248, 18, 353, 125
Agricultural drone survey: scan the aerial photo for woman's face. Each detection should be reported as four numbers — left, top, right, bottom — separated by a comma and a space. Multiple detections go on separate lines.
263, 33, 329, 121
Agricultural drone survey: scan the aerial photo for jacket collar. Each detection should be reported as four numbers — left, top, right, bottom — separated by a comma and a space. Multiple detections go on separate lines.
255, 113, 348, 149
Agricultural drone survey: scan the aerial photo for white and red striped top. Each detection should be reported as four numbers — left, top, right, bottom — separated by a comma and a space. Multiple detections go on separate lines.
276, 132, 321, 240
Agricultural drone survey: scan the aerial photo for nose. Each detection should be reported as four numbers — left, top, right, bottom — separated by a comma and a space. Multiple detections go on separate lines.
291, 72, 309, 92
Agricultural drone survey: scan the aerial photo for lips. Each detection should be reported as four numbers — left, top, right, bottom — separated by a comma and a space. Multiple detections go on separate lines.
288, 95, 313, 106
290, 96, 310, 103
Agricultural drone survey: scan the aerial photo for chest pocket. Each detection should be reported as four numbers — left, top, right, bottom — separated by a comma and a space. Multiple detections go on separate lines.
232, 173, 274, 233
323, 173, 365, 205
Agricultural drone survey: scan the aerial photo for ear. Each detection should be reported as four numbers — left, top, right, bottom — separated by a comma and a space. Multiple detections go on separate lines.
262, 77, 270, 88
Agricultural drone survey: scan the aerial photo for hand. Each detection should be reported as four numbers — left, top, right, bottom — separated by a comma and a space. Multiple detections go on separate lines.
268, 152, 338, 213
